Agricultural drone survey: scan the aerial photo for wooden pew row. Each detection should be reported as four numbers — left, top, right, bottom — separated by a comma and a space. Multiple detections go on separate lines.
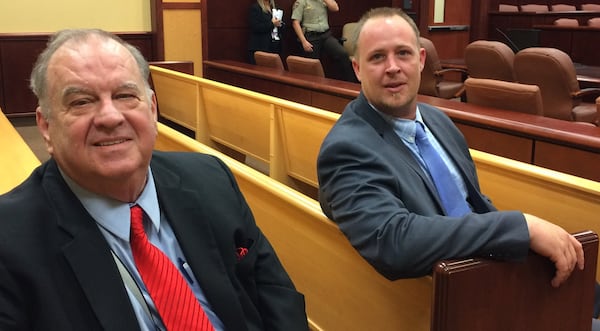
150, 66, 600, 281
202, 59, 600, 183
0, 93, 594, 329
155, 122, 598, 331
0, 109, 40, 194
155, 122, 433, 331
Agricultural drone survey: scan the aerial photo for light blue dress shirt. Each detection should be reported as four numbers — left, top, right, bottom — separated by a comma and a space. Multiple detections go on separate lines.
62, 167, 225, 331
371, 105, 469, 202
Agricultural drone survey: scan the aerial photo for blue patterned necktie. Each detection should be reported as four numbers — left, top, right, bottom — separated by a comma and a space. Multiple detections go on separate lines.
414, 123, 471, 217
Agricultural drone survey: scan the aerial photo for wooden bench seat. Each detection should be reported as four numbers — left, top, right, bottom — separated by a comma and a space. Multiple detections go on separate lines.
150, 66, 600, 282
155, 122, 433, 331
156, 122, 598, 331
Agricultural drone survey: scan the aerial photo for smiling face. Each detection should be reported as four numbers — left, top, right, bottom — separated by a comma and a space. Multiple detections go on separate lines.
36, 34, 157, 201
352, 15, 425, 119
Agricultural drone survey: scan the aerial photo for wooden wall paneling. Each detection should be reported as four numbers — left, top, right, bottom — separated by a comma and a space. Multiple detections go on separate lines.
0, 36, 48, 116
455, 123, 533, 163
120, 32, 155, 60
0, 44, 4, 112
534, 141, 600, 182
470, 0, 492, 40
423, 0, 472, 60
538, 28, 573, 58
572, 30, 600, 66
0, 33, 155, 117
152, 0, 165, 61
203, 65, 313, 105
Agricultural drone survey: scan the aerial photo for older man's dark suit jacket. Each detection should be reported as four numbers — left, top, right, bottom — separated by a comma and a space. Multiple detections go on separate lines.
317, 92, 529, 280
0, 151, 307, 331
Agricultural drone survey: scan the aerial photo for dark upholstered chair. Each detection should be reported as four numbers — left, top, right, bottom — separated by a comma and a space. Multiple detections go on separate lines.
464, 78, 543, 115
419, 37, 466, 99
588, 17, 600, 28
340, 22, 358, 56
551, 4, 577, 11
582, 4, 600, 11
554, 18, 579, 26
465, 40, 515, 82
520, 4, 549, 12
498, 4, 519, 12
286, 55, 325, 77
514, 47, 600, 124
254, 51, 285, 71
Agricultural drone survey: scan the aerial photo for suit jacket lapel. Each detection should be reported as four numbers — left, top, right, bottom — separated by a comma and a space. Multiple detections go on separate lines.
352, 94, 442, 203
420, 106, 484, 209
43, 161, 140, 330
151, 159, 248, 331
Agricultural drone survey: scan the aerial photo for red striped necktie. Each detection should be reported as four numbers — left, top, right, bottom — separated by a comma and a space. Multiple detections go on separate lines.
130, 205, 215, 331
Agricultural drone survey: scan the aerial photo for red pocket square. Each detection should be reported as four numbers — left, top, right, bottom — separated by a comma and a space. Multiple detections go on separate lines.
236, 247, 249, 260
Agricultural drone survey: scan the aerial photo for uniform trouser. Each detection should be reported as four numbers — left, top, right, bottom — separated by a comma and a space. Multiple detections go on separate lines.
303, 30, 357, 83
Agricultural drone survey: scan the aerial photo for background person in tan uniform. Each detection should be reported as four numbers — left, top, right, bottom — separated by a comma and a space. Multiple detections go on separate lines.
291, 0, 356, 82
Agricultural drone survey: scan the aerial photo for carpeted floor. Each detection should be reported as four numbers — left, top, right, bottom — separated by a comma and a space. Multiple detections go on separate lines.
10, 116, 50, 163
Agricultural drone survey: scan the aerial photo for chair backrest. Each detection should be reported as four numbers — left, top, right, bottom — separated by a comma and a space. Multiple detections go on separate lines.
498, 4, 519, 12
418, 37, 443, 97
464, 77, 543, 115
554, 18, 580, 26
341, 22, 358, 56
551, 4, 577, 11
514, 47, 581, 121
432, 231, 598, 331
520, 4, 549, 12
582, 3, 600, 11
253, 51, 285, 71
588, 17, 600, 27
465, 40, 515, 82
286, 55, 325, 77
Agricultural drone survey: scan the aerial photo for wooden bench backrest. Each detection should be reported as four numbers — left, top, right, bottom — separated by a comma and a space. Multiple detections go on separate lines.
155, 123, 432, 331
156, 123, 599, 331
0, 110, 40, 194
432, 231, 598, 331
151, 66, 600, 279
271, 101, 340, 188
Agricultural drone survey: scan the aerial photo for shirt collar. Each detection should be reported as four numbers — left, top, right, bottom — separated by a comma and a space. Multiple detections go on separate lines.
369, 103, 424, 143
60, 167, 161, 241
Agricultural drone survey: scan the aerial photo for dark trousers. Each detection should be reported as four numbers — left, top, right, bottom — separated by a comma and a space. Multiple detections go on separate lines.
303, 30, 357, 83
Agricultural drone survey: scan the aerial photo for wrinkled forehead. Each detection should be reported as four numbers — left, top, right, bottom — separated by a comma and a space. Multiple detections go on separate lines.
49, 35, 139, 76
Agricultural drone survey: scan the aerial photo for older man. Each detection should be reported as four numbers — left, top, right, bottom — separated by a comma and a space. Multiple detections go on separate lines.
0, 29, 307, 331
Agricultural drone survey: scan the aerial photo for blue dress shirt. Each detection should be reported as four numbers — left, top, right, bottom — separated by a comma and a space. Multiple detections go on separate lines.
371, 105, 469, 203
61, 167, 225, 331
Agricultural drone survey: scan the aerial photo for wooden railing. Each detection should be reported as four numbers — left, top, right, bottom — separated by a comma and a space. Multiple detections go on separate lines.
203, 59, 600, 183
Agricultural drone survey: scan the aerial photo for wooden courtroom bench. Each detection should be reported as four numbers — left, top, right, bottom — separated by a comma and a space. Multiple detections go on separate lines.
150, 66, 600, 281
0, 109, 40, 194
156, 122, 598, 331
202, 59, 600, 183
156, 123, 597, 330
0, 97, 594, 330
